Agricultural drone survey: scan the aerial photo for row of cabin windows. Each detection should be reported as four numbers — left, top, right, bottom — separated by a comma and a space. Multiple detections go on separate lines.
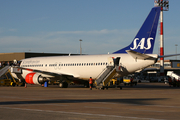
49, 64, 57, 67
21, 62, 108, 67
21, 64, 43, 67
58, 62, 108, 67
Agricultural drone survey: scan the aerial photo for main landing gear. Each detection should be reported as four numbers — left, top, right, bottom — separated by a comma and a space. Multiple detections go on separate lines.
59, 82, 68, 88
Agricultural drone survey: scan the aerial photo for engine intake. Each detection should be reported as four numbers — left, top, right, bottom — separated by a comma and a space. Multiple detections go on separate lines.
25, 73, 44, 85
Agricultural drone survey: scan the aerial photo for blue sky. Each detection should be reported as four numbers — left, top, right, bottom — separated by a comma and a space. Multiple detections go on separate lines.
0, 0, 179, 59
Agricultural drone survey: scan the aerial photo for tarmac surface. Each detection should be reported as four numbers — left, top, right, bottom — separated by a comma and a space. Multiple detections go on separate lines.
0, 83, 180, 120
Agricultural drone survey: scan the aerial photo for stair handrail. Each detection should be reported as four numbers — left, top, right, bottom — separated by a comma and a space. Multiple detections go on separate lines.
95, 66, 115, 85
95, 67, 108, 80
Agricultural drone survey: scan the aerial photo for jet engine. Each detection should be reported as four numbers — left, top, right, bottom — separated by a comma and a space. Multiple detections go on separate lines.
25, 73, 44, 85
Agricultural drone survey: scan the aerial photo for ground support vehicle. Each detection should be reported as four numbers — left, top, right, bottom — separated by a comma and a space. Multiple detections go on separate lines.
123, 76, 137, 86
0, 68, 25, 87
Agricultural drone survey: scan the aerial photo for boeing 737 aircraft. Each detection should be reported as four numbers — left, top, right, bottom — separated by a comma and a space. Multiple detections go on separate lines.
11, 7, 177, 88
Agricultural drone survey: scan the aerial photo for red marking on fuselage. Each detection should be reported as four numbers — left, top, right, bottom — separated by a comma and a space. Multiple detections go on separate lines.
25, 73, 35, 84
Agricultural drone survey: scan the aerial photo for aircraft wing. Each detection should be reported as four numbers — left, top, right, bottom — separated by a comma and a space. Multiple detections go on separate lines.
126, 50, 157, 60
12, 66, 74, 77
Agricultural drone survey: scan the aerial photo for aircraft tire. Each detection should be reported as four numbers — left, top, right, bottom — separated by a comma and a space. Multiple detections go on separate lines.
63, 82, 68, 88
84, 82, 89, 88
12, 83, 16, 87
59, 82, 68, 88
99, 87, 104, 90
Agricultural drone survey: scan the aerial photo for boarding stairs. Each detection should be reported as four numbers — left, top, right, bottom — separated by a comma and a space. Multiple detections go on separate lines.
0, 66, 25, 86
0, 66, 11, 77
95, 57, 120, 89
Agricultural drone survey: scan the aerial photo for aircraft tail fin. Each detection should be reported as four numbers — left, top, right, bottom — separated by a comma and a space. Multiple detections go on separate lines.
113, 7, 161, 54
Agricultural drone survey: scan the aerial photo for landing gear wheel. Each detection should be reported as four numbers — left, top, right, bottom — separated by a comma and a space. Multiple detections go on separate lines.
12, 83, 16, 87
59, 82, 68, 88
84, 82, 89, 88
99, 87, 104, 90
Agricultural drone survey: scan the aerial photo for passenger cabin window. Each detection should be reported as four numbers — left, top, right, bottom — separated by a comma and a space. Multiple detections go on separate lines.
55, 62, 108, 67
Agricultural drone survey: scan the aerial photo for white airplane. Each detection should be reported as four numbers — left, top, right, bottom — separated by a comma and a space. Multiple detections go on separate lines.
11, 7, 178, 88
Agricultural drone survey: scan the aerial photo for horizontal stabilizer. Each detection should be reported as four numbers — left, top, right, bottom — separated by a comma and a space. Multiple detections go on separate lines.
126, 50, 157, 60
159, 54, 180, 58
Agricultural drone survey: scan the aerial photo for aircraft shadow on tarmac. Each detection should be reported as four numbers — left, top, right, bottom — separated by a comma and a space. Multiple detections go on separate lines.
0, 98, 168, 106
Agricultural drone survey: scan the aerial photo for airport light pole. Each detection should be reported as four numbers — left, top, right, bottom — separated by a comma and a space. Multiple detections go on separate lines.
175, 44, 178, 60
154, 0, 169, 80
79, 39, 82, 55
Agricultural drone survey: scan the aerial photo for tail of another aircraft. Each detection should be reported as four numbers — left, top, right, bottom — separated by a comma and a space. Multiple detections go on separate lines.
113, 7, 161, 54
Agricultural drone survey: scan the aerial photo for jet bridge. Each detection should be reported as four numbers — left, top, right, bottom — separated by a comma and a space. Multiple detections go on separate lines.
95, 57, 121, 89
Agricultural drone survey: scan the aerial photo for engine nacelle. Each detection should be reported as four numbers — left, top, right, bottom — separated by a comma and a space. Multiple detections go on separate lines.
25, 73, 44, 85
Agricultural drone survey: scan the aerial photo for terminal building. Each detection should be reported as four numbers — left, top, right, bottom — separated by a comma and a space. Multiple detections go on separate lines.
136, 60, 180, 81
0, 52, 79, 65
